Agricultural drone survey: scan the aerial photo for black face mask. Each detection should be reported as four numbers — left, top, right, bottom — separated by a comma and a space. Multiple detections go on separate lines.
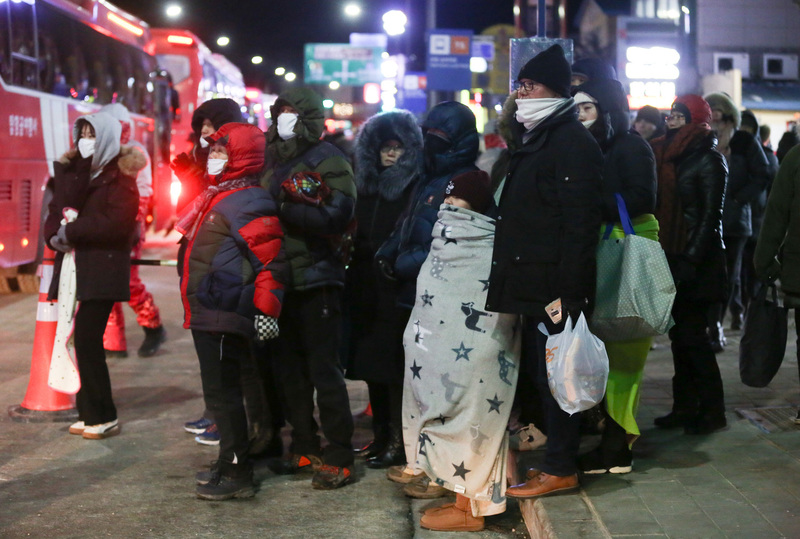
424, 133, 451, 172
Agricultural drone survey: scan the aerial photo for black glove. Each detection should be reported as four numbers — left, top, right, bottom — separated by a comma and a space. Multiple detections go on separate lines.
562, 299, 589, 328
375, 256, 396, 281
170, 152, 204, 183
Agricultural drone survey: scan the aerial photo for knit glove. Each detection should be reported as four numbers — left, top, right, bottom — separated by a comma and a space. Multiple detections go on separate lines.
375, 256, 397, 282
49, 224, 72, 253
562, 299, 589, 329
254, 315, 280, 341
170, 152, 204, 184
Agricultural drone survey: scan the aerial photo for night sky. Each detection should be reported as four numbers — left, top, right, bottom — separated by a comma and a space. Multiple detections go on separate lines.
112, 0, 516, 89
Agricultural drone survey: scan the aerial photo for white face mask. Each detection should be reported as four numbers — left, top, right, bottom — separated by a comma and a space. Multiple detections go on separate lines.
277, 113, 298, 140
78, 138, 96, 159
199, 137, 210, 149
515, 97, 569, 131
207, 158, 227, 177
581, 119, 596, 129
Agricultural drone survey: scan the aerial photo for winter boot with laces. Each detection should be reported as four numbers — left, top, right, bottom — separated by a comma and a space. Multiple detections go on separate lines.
196, 459, 254, 500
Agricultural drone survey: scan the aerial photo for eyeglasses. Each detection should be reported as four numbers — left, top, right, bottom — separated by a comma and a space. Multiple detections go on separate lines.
512, 80, 537, 93
380, 144, 404, 154
667, 112, 685, 122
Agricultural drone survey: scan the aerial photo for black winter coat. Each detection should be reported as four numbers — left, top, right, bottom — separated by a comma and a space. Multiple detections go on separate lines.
345, 109, 422, 383
486, 104, 604, 317
722, 130, 770, 238
45, 153, 139, 302
599, 131, 656, 221
652, 127, 728, 302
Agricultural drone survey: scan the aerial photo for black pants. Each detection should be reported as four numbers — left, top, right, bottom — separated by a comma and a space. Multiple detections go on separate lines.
75, 299, 116, 425
669, 292, 725, 418
521, 315, 581, 477
274, 287, 354, 467
367, 381, 403, 431
721, 235, 748, 321
192, 330, 251, 463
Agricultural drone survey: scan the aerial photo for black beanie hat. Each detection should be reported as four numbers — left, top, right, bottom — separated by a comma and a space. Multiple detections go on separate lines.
635, 105, 662, 126
444, 170, 492, 214
517, 45, 571, 98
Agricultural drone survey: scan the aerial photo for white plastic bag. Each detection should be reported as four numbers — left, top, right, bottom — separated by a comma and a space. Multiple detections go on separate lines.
538, 312, 609, 415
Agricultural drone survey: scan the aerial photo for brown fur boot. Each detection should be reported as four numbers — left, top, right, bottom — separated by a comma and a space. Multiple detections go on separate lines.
419, 493, 484, 532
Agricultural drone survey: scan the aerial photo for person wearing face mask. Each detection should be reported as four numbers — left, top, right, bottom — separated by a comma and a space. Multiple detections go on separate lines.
650, 95, 729, 435
344, 110, 423, 470
176, 122, 287, 500
44, 112, 145, 440
259, 87, 358, 490
487, 44, 604, 499
98, 103, 167, 360
703, 93, 770, 350
571, 79, 657, 474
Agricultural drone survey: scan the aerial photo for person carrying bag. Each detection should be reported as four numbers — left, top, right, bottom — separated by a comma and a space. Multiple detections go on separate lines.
739, 282, 788, 388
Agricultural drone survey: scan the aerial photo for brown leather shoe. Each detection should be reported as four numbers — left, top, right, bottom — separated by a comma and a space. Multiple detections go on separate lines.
525, 468, 543, 480
420, 494, 484, 532
506, 472, 579, 498
386, 465, 424, 484
403, 475, 449, 499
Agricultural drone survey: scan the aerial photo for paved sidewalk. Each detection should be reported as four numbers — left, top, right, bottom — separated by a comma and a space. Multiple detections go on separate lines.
517, 324, 800, 538
0, 237, 527, 538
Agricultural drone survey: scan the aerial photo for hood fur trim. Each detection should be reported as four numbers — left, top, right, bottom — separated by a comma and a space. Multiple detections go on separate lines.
118, 145, 147, 178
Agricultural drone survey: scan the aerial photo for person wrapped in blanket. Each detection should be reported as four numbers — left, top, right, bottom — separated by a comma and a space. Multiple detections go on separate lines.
176, 122, 287, 501
402, 170, 522, 533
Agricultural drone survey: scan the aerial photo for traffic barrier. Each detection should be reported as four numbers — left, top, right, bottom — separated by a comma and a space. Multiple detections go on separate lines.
8, 247, 78, 423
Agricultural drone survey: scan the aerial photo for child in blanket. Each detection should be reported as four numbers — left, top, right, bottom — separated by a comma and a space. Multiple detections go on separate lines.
402, 170, 522, 533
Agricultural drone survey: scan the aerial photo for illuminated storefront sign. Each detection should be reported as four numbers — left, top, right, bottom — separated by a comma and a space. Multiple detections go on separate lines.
625, 46, 680, 109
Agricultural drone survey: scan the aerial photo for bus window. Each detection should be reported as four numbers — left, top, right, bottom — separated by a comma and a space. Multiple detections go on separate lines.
156, 54, 190, 85
8, 0, 38, 89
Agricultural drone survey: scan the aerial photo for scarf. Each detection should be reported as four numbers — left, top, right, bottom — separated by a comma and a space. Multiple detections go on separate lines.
651, 123, 712, 254
175, 176, 257, 241
515, 97, 571, 131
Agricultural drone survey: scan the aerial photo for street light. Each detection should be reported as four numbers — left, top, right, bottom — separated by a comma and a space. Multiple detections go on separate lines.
329, 81, 341, 90
217, 36, 230, 47
344, 3, 361, 18
382, 10, 407, 36
285, 72, 297, 82
275, 67, 286, 76
165, 4, 182, 18
251, 56, 263, 65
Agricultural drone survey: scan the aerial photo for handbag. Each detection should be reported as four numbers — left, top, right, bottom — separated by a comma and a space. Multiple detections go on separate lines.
590, 194, 676, 342
739, 282, 788, 388
539, 312, 609, 415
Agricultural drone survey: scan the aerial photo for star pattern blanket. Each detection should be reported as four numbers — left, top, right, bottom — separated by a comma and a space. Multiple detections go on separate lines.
402, 205, 520, 515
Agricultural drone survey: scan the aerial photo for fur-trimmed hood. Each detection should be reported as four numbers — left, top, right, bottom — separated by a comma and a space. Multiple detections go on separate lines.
118, 145, 148, 178
354, 109, 423, 200
497, 91, 519, 152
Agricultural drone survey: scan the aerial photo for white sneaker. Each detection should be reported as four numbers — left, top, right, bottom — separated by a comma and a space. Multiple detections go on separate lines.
82, 419, 120, 439
69, 421, 85, 435
509, 423, 547, 451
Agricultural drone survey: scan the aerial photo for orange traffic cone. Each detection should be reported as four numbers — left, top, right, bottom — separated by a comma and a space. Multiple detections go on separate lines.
8, 246, 78, 423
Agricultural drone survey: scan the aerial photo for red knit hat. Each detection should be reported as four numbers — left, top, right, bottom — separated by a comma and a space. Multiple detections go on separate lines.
672, 94, 712, 126
444, 170, 492, 214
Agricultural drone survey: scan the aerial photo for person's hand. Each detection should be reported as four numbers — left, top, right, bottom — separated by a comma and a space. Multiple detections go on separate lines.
254, 315, 280, 341
58, 147, 78, 165
375, 256, 396, 281
562, 299, 589, 328
49, 225, 72, 253
170, 153, 203, 181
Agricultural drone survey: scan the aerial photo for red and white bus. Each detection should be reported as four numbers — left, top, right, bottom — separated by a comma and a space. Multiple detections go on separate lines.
0, 0, 173, 270
148, 29, 246, 161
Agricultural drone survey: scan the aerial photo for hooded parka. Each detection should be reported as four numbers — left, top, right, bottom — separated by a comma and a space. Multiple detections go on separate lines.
346, 109, 423, 383
261, 87, 356, 291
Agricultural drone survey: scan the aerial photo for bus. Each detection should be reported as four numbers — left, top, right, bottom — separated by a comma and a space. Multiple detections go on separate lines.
244, 87, 277, 131
0, 0, 173, 270
148, 29, 246, 162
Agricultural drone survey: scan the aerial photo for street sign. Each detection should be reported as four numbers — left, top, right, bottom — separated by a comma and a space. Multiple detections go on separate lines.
304, 43, 384, 86
426, 29, 473, 91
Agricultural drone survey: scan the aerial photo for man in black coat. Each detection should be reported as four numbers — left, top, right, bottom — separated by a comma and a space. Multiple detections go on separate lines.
486, 44, 604, 498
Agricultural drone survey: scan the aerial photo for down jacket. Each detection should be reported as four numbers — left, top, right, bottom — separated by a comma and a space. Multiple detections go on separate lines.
486, 100, 604, 317
181, 124, 286, 338
376, 101, 479, 308
261, 87, 356, 291
721, 130, 770, 238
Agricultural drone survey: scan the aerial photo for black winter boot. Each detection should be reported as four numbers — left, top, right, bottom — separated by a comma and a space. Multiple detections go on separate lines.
354, 422, 389, 459
138, 325, 167, 357
196, 459, 255, 500
365, 423, 405, 469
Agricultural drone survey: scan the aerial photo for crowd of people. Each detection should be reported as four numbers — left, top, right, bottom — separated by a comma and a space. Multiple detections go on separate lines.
42, 42, 800, 531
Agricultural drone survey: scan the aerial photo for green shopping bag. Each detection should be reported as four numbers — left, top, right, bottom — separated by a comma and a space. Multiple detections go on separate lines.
590, 194, 676, 342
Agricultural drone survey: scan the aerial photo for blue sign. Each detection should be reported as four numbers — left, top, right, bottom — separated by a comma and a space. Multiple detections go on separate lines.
426, 29, 473, 91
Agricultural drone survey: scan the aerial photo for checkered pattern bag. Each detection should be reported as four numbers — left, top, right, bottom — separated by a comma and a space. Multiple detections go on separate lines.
254, 315, 280, 341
